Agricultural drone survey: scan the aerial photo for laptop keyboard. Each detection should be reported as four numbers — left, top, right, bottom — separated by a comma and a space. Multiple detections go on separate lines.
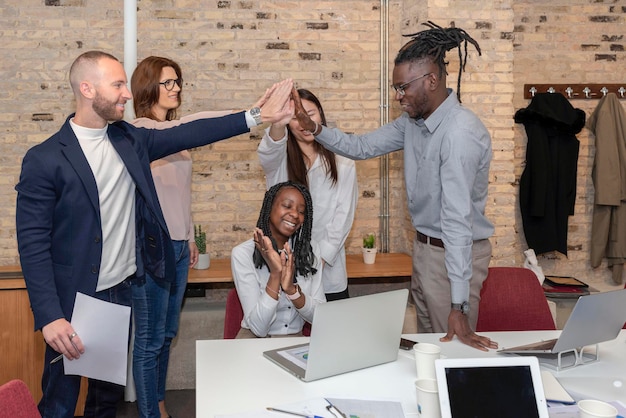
519, 338, 557, 351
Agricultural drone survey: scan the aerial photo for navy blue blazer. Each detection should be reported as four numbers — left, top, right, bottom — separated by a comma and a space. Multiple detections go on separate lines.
16, 112, 249, 330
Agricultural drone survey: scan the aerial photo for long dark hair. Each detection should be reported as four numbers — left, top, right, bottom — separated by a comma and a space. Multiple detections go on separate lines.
131, 56, 183, 121
286, 89, 338, 187
253, 181, 317, 278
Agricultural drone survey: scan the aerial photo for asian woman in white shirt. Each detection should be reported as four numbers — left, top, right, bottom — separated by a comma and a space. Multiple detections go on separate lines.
257, 89, 358, 301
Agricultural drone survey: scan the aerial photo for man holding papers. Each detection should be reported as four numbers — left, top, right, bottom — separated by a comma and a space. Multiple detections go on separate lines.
15, 50, 293, 417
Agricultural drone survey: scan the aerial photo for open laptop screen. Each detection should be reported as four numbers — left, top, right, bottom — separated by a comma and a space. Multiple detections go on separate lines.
435, 357, 549, 418
263, 289, 408, 382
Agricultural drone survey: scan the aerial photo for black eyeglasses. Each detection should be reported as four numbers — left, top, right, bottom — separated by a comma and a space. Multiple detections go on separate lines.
392, 73, 432, 96
159, 78, 183, 91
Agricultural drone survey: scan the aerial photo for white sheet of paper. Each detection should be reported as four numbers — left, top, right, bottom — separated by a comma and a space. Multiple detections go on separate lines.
63, 292, 131, 386
216, 396, 405, 417
541, 371, 575, 404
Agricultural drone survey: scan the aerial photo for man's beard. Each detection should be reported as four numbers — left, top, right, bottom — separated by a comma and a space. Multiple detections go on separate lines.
93, 91, 123, 122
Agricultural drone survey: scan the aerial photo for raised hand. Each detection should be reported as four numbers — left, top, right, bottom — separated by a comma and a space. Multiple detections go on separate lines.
267, 92, 294, 141
279, 242, 295, 292
253, 228, 282, 273
255, 79, 294, 124
292, 87, 316, 132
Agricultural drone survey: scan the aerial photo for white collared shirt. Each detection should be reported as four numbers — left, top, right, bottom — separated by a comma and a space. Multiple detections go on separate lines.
258, 128, 358, 293
231, 239, 326, 337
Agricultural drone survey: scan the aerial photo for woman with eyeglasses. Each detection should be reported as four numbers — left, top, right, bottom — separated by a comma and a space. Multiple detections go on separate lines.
130, 55, 197, 418
130, 56, 242, 418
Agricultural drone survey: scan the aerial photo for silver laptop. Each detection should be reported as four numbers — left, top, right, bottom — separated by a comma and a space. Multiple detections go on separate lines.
499, 288, 626, 355
263, 289, 408, 382
435, 357, 549, 418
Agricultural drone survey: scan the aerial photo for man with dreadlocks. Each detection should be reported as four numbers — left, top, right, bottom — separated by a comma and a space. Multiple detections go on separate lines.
294, 22, 497, 351
231, 181, 326, 338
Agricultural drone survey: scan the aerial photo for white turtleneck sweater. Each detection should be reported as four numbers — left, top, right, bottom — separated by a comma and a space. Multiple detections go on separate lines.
71, 120, 136, 291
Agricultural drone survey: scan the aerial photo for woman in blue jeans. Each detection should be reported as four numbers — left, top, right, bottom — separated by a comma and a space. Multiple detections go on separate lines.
130, 56, 200, 418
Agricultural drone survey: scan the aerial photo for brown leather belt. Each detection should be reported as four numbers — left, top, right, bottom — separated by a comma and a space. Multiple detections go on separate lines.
417, 231, 444, 249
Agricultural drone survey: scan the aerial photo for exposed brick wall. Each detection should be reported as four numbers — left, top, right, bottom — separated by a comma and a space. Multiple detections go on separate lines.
512, 0, 626, 290
1, 0, 625, 290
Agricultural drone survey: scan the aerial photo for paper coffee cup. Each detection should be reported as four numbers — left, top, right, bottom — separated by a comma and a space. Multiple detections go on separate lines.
413, 342, 441, 379
578, 399, 618, 418
415, 378, 440, 418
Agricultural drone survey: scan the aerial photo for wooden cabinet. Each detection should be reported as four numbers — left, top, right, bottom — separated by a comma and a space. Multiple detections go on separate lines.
0, 269, 86, 415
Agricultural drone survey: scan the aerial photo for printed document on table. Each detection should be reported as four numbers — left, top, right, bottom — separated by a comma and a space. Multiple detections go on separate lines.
63, 292, 131, 385
217, 397, 405, 417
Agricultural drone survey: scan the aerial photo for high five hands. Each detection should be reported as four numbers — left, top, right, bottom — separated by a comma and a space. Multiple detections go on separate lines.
292, 87, 317, 133
254, 79, 295, 124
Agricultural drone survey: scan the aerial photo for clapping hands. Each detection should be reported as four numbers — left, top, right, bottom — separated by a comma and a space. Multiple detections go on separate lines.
253, 228, 294, 293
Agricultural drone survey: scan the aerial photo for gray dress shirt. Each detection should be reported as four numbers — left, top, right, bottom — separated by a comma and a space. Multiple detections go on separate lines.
314, 90, 494, 303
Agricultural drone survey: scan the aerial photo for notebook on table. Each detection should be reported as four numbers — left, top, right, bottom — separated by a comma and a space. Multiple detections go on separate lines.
435, 356, 550, 418
499, 289, 626, 355
541, 275, 590, 298
263, 289, 408, 382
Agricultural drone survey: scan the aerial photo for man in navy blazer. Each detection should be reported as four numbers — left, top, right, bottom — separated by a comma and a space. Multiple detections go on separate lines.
15, 50, 293, 418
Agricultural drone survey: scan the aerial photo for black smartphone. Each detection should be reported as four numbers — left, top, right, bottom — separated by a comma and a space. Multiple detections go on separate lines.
399, 338, 416, 350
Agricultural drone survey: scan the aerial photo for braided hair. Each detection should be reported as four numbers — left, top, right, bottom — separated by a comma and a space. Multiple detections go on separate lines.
395, 21, 481, 101
253, 181, 317, 278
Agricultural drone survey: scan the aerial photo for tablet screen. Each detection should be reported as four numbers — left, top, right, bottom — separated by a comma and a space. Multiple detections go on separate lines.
445, 365, 538, 417
435, 357, 549, 418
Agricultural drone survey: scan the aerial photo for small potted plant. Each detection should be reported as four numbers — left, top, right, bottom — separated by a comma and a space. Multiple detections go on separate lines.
193, 224, 210, 269
362, 232, 377, 264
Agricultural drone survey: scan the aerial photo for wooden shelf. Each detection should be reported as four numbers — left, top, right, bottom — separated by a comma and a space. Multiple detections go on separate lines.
187, 252, 412, 284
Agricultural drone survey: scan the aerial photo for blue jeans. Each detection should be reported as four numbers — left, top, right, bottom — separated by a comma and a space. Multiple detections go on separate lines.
39, 277, 133, 418
132, 240, 189, 418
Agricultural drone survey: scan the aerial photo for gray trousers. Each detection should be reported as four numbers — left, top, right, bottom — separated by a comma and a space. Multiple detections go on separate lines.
410, 235, 491, 333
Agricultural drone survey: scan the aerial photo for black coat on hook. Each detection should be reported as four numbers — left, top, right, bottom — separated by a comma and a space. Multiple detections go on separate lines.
515, 93, 586, 256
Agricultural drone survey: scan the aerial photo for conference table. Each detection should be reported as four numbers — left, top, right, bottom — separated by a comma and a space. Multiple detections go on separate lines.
196, 330, 626, 417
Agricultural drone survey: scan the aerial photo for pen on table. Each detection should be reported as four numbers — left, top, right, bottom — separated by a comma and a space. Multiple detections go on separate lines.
266, 406, 323, 418
325, 398, 347, 418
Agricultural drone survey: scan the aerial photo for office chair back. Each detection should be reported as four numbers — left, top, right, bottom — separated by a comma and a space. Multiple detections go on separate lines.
0, 379, 41, 418
224, 288, 244, 339
476, 267, 556, 332
223, 288, 311, 338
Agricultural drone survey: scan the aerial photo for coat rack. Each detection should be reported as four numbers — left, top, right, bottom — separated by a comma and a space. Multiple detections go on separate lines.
523, 84, 626, 100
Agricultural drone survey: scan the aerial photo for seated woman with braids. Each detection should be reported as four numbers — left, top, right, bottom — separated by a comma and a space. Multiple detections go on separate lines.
231, 181, 326, 338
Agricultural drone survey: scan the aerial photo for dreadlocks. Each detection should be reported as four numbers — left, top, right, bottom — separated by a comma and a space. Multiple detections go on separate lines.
395, 21, 481, 101
253, 181, 317, 278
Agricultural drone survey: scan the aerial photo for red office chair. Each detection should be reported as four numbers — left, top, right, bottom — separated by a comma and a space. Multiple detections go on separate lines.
0, 379, 41, 418
223, 288, 244, 339
223, 288, 311, 338
476, 267, 557, 332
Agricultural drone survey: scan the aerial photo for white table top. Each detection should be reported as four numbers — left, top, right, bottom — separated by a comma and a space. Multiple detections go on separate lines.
196, 330, 626, 417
